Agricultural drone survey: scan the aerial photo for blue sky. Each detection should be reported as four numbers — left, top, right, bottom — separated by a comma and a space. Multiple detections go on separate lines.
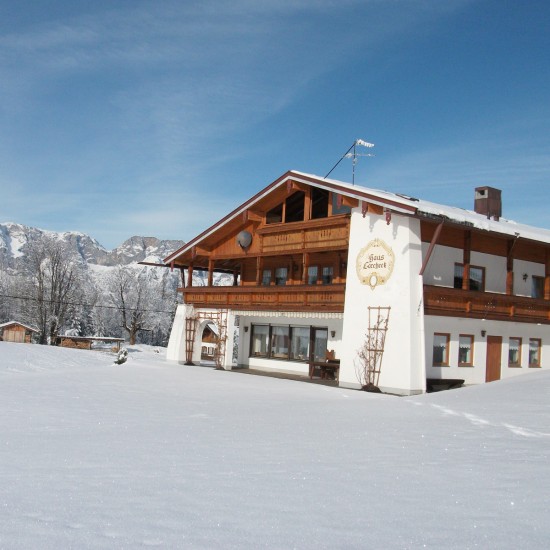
1, 0, 549, 249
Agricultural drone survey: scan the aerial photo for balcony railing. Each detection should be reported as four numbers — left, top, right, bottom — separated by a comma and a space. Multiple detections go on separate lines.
180, 284, 346, 312
424, 285, 550, 324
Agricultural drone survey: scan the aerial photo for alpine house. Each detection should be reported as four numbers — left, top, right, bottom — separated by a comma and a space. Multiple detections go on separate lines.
164, 170, 550, 394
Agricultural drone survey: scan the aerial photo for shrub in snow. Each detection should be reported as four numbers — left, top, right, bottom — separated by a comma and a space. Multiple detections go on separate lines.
114, 347, 128, 365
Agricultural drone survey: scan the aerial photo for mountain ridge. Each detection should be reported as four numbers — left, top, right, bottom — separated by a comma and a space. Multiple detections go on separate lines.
0, 222, 185, 268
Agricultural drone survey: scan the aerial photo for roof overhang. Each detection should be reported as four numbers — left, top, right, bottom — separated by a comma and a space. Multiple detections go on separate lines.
163, 170, 418, 265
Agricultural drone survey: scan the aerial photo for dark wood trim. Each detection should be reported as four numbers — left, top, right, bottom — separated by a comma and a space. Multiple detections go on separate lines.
180, 284, 346, 312
424, 285, 550, 324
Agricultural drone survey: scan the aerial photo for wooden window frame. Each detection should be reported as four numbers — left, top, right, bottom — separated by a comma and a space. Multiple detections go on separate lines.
508, 337, 522, 368
261, 268, 272, 286
454, 263, 485, 291
458, 334, 474, 367
249, 324, 269, 357
274, 266, 288, 286
528, 338, 542, 368
307, 265, 319, 285
432, 333, 450, 367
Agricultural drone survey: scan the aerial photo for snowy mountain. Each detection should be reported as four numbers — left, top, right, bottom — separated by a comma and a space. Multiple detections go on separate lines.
0, 222, 187, 344
0, 222, 184, 268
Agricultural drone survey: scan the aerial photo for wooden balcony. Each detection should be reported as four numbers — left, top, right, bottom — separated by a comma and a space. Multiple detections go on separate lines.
180, 284, 346, 312
424, 285, 550, 324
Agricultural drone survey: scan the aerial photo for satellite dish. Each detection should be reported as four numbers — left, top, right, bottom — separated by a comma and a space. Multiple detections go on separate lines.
236, 230, 252, 249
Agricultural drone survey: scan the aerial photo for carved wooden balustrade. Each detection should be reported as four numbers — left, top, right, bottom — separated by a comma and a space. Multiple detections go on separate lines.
424, 285, 550, 324
180, 284, 346, 312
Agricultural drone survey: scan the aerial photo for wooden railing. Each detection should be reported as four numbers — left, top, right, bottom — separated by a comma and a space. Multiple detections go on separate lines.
257, 217, 349, 253
424, 285, 550, 324
180, 284, 346, 312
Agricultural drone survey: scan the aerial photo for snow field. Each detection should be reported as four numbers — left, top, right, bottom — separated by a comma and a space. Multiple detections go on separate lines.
1, 342, 549, 548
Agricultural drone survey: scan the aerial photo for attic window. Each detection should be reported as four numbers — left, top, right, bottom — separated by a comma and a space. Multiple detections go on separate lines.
266, 203, 283, 224
285, 191, 305, 223
311, 188, 329, 219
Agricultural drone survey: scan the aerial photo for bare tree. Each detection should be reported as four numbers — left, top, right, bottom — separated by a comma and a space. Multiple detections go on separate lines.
109, 266, 153, 345
23, 237, 83, 344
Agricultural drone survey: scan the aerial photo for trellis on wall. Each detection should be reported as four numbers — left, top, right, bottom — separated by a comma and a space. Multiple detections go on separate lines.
184, 308, 229, 369
356, 306, 391, 389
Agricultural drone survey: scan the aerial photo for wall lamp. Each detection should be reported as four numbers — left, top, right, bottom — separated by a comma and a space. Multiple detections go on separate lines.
244, 326, 249, 333
330, 330, 336, 338
522, 273, 528, 281
481, 330, 486, 337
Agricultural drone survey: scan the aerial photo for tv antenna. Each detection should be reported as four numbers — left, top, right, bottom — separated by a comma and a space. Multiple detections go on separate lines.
324, 139, 375, 184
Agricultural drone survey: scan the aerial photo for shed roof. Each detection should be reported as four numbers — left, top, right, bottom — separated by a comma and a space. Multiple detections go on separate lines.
0, 321, 39, 332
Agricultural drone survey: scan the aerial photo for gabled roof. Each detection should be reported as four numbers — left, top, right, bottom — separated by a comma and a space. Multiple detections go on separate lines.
164, 170, 550, 264
0, 321, 39, 332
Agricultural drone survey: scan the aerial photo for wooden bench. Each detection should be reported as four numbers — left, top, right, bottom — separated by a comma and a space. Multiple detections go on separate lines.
309, 350, 340, 381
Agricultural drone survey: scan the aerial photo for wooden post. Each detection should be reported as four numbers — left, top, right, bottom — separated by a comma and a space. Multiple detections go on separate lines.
506, 240, 514, 295
462, 231, 471, 290
256, 256, 262, 286
545, 250, 550, 300
208, 259, 214, 287
302, 253, 309, 285
187, 264, 193, 287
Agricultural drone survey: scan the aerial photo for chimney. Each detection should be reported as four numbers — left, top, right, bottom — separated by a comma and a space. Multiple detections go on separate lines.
474, 186, 502, 221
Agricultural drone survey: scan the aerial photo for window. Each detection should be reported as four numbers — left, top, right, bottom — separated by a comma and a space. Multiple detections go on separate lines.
454, 263, 485, 291
285, 191, 305, 223
250, 325, 269, 356
275, 267, 288, 286
532, 276, 544, 299
266, 203, 283, 224
508, 337, 522, 367
262, 269, 272, 286
321, 266, 334, 285
433, 333, 450, 366
290, 326, 310, 361
311, 187, 329, 219
529, 338, 541, 368
458, 335, 474, 366
270, 326, 290, 358
307, 266, 318, 285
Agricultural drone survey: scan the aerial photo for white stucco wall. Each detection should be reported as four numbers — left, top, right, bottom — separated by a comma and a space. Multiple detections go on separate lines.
424, 315, 549, 385
339, 209, 425, 395
513, 259, 545, 297
166, 304, 189, 362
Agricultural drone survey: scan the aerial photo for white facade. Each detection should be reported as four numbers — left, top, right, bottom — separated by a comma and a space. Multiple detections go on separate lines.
165, 171, 550, 394
339, 209, 426, 394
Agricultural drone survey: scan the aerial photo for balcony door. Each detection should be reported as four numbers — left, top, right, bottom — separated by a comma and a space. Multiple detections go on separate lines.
311, 327, 328, 362
485, 335, 502, 382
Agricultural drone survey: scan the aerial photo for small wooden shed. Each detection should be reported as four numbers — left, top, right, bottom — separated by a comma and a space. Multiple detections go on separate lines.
0, 321, 39, 344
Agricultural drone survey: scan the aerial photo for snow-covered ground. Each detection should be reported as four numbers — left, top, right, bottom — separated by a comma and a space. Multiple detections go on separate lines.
1, 342, 549, 549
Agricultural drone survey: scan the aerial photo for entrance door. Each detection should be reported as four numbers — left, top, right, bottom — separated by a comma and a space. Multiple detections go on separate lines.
485, 335, 502, 382
311, 327, 328, 362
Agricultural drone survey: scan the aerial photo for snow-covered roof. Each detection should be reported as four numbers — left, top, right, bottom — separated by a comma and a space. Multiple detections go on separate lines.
0, 321, 39, 332
164, 170, 550, 264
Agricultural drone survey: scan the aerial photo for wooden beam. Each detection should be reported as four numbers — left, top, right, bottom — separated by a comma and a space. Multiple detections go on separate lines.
341, 196, 359, 208
242, 209, 263, 223
506, 239, 515, 295
545, 250, 550, 300
419, 221, 444, 276
208, 259, 214, 287
462, 231, 471, 291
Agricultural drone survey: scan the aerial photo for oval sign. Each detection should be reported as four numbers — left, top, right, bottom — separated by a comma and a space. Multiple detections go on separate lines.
356, 239, 395, 290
